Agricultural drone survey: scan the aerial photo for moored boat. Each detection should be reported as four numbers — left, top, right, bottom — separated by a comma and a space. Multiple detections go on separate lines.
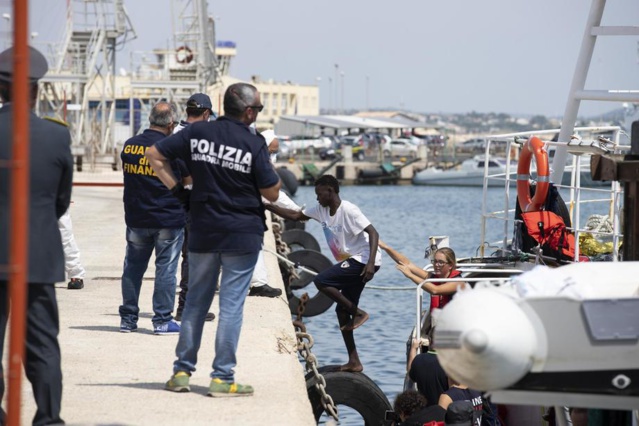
412, 156, 516, 187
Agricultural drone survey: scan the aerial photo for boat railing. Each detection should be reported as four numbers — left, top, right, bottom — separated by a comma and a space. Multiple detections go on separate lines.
477, 127, 628, 262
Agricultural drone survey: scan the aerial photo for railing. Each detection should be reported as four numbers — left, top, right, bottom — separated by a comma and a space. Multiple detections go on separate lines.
477, 127, 629, 262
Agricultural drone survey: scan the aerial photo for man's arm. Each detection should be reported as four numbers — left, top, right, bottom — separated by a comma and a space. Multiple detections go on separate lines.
361, 224, 379, 282
146, 145, 179, 190
266, 203, 310, 221
259, 179, 282, 203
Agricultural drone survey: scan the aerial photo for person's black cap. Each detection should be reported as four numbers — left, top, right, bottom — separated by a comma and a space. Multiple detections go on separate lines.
0, 46, 48, 83
186, 93, 212, 110
445, 400, 474, 426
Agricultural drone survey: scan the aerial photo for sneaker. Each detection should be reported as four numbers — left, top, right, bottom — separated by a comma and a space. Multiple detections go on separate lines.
165, 371, 190, 393
175, 311, 215, 322
67, 278, 84, 290
207, 378, 253, 397
248, 284, 282, 298
153, 320, 180, 335
119, 322, 138, 333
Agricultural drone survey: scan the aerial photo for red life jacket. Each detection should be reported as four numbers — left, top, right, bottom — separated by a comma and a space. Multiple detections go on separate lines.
430, 269, 462, 310
520, 210, 575, 260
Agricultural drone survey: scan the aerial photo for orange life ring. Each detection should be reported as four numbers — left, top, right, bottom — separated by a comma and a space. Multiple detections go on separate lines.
176, 46, 193, 64
517, 136, 550, 212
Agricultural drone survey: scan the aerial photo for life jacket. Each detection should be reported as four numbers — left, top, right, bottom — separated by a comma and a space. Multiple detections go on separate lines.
514, 183, 575, 262
520, 210, 575, 260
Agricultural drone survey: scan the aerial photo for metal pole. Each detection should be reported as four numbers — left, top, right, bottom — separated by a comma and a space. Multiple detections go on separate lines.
7, 0, 30, 424
328, 77, 332, 114
334, 63, 338, 114
365, 75, 369, 110
340, 71, 345, 114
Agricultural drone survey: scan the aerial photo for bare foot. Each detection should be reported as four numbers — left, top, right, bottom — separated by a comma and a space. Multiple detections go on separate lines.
338, 362, 363, 373
340, 309, 369, 331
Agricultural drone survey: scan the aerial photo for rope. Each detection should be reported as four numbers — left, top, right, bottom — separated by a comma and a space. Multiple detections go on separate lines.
264, 248, 319, 276
367, 285, 416, 290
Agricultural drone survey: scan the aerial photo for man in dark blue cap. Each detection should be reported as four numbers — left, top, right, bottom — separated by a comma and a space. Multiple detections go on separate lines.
172, 92, 216, 322
173, 92, 215, 133
0, 45, 72, 426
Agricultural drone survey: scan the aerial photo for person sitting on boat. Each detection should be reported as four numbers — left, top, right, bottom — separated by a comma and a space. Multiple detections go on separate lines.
265, 174, 381, 373
378, 241, 465, 310
407, 337, 449, 408
392, 389, 446, 425
438, 379, 483, 426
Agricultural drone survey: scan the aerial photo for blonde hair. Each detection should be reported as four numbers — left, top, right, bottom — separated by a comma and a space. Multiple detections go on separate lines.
435, 247, 457, 269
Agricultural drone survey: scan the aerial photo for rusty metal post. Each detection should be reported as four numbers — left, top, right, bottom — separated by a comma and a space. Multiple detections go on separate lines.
6, 1, 30, 425
591, 120, 639, 261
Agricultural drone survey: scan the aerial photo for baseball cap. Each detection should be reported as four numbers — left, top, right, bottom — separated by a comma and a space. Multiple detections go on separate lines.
186, 93, 212, 110
0, 45, 48, 83
445, 400, 475, 426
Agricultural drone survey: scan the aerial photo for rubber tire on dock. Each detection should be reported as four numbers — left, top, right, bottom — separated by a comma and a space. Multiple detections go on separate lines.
305, 366, 392, 425
276, 166, 299, 197
284, 219, 305, 231
281, 229, 321, 253
285, 249, 333, 290
283, 249, 334, 317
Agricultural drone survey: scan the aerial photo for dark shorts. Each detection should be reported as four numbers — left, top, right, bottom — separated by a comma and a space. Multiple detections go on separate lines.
313, 258, 379, 306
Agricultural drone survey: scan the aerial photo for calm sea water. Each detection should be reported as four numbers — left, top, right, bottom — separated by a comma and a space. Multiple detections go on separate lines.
285, 183, 612, 424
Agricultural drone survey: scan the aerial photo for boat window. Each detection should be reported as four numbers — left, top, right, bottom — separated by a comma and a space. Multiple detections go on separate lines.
477, 161, 485, 167
488, 161, 499, 167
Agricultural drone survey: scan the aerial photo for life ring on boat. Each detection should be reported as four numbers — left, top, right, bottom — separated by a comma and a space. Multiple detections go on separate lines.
305, 366, 392, 424
175, 46, 193, 64
517, 136, 550, 212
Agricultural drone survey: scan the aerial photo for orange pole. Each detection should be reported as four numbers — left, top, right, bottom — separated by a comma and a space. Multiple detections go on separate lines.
7, 0, 30, 425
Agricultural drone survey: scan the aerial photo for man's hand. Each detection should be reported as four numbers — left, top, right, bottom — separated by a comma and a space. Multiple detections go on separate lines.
170, 182, 191, 210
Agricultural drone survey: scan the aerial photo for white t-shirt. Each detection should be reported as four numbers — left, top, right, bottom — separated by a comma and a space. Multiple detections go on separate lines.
303, 200, 381, 266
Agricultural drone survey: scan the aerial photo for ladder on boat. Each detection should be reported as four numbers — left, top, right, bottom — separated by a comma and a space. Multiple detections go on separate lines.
551, 0, 639, 183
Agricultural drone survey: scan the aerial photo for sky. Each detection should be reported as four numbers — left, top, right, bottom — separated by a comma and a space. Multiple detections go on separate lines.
3, 0, 638, 117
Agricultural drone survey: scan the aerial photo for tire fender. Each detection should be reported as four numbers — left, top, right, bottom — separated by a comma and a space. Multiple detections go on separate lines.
305, 366, 392, 425
281, 229, 321, 253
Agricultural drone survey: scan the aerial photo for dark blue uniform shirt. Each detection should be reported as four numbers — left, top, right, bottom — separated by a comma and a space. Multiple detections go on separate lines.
154, 116, 279, 252
121, 128, 188, 229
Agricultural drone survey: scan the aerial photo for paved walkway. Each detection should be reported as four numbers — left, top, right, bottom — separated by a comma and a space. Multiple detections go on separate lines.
6, 174, 315, 425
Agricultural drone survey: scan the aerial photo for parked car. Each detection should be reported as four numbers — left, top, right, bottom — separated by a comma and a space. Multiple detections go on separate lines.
278, 140, 293, 160
287, 135, 333, 153
457, 138, 486, 153
319, 138, 365, 161
382, 138, 418, 158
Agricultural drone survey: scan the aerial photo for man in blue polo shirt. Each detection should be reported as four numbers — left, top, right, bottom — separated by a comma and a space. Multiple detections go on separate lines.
119, 101, 189, 335
146, 82, 281, 397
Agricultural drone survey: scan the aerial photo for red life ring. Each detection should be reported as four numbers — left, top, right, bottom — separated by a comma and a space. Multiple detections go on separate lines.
176, 46, 193, 64
517, 136, 550, 212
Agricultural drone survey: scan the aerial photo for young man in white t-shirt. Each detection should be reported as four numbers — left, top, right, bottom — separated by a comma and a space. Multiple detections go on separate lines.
266, 174, 381, 372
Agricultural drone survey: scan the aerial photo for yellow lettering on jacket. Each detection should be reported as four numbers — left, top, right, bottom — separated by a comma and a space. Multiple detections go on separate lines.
123, 145, 148, 155
123, 163, 156, 176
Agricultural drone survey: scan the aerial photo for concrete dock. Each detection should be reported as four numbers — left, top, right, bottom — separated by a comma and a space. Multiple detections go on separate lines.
4, 170, 316, 425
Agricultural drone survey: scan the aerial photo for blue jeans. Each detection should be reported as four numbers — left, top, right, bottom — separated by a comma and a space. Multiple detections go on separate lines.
173, 250, 259, 382
119, 227, 184, 326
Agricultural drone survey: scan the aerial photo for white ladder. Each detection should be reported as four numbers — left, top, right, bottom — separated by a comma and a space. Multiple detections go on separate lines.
551, 0, 639, 183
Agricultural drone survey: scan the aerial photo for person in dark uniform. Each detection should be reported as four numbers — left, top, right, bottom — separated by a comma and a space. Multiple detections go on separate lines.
0, 46, 72, 426
119, 101, 189, 335
172, 93, 216, 322
146, 83, 281, 396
